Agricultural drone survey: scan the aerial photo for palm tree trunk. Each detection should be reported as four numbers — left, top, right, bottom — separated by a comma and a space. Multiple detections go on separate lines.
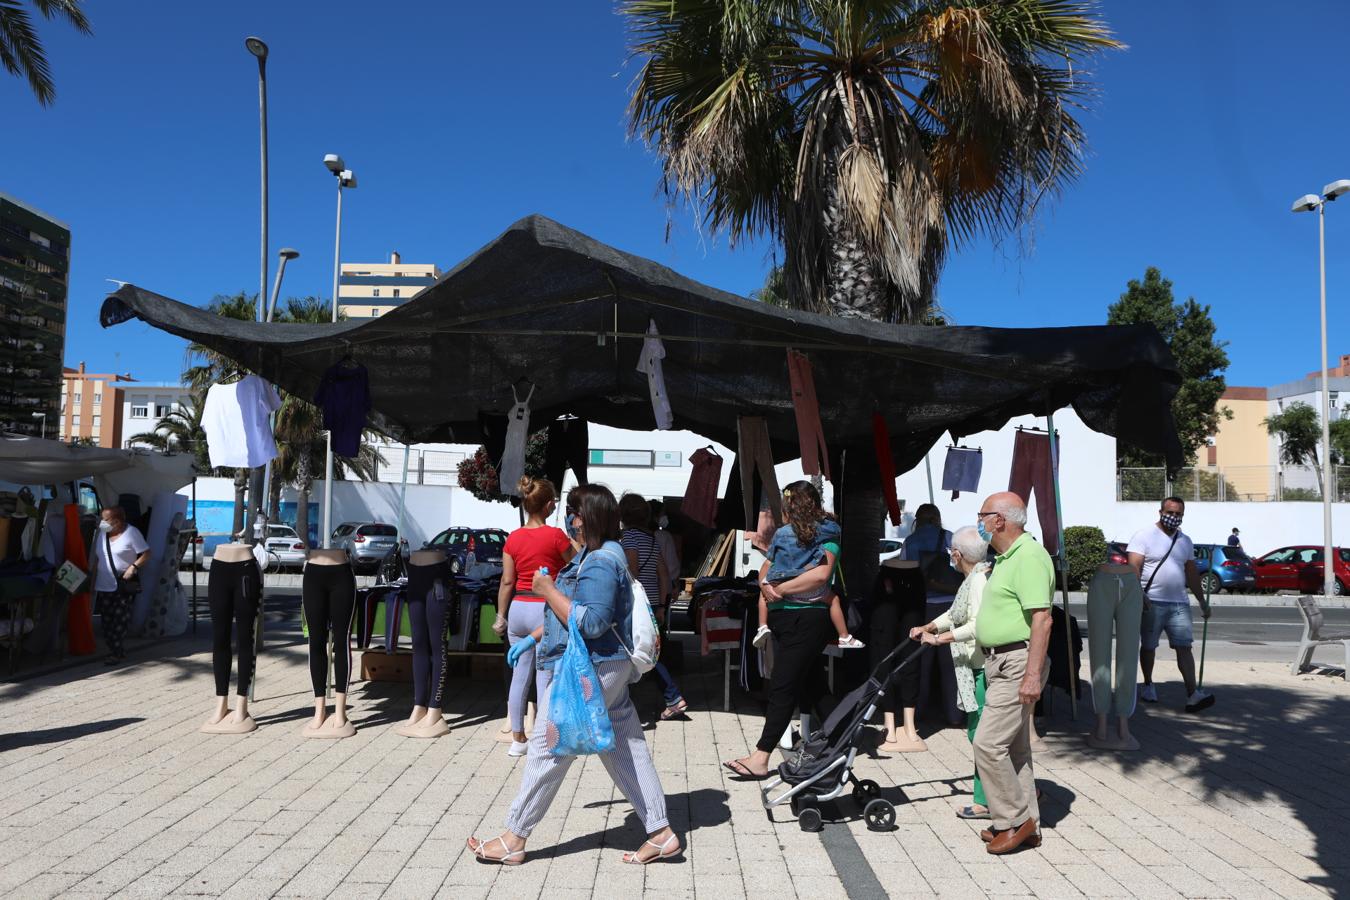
232, 469, 248, 537
295, 450, 313, 548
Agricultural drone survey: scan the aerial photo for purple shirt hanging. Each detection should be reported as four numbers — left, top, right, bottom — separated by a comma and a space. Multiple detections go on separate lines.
314, 361, 371, 458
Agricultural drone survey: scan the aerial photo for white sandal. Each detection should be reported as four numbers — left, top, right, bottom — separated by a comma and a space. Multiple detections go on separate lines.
470, 836, 525, 866
622, 832, 680, 865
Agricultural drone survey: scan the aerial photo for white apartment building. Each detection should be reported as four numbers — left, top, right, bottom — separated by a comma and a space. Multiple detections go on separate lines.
337, 252, 441, 320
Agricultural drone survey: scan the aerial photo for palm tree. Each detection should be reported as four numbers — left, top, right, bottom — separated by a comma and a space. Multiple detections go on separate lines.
126, 390, 213, 476
0, 0, 91, 105
625, 0, 1119, 588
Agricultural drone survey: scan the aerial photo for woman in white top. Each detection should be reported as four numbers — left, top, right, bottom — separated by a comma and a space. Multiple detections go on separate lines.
910, 526, 991, 819
90, 505, 151, 665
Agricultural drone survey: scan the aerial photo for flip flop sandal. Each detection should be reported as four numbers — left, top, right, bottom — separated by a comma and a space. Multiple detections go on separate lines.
956, 806, 991, 820
659, 701, 688, 721
722, 759, 769, 780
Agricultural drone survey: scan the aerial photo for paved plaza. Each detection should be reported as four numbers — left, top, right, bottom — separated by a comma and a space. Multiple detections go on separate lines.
1, 608, 1347, 899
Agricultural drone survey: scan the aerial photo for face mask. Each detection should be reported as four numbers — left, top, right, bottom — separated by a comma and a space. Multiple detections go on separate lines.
1160, 512, 1183, 531
565, 516, 580, 539
98, 520, 114, 533
976, 520, 992, 543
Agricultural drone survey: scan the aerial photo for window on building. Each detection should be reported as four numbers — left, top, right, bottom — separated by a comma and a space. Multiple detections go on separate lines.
372, 288, 380, 297
155, 404, 170, 418
73, 392, 81, 404
93, 393, 102, 404
131, 405, 148, 418
393, 289, 400, 298
92, 415, 101, 427
71, 414, 80, 426
373, 308, 382, 316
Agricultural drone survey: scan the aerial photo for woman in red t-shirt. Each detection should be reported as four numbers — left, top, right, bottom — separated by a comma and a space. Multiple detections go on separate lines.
495, 476, 576, 755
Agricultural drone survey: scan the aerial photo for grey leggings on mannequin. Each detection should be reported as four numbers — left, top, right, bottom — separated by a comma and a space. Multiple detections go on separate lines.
507, 599, 548, 734
1086, 569, 1143, 717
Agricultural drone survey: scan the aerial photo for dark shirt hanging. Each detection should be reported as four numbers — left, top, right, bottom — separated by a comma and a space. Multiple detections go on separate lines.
314, 362, 371, 458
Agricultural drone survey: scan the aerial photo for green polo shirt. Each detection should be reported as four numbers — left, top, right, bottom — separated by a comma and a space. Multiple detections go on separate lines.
975, 533, 1054, 648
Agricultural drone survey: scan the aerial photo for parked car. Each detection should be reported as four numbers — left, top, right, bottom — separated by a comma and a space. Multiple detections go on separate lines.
1192, 543, 1257, 595
332, 522, 400, 572
421, 526, 508, 574
181, 525, 308, 571
1252, 545, 1350, 595
879, 538, 904, 565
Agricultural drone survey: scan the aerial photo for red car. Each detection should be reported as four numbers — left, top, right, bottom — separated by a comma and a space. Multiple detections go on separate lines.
1251, 545, 1350, 595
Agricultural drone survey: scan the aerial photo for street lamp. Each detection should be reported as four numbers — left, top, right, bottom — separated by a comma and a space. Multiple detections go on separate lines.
265, 248, 300, 323
244, 36, 271, 547
321, 154, 356, 547
1291, 178, 1350, 598
31, 411, 45, 439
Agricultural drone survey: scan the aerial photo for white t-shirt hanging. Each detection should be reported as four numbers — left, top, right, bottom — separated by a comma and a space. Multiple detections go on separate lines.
203, 375, 282, 469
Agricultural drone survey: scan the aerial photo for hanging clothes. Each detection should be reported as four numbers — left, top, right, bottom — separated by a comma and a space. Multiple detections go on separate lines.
637, 320, 674, 430
737, 416, 782, 527
203, 375, 282, 469
682, 447, 723, 528
499, 383, 535, 496
872, 413, 901, 527
942, 447, 983, 500
314, 361, 372, 458
1008, 429, 1061, 555
786, 350, 830, 481
544, 418, 589, 489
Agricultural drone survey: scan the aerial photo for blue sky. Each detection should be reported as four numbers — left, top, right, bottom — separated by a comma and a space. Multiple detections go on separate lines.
5, 1, 1347, 388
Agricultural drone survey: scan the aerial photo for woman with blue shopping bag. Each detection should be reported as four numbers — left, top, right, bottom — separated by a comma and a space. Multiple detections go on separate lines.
467, 484, 680, 867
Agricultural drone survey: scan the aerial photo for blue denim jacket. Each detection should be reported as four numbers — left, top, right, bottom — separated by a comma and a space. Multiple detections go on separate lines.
536, 540, 634, 671
764, 519, 842, 583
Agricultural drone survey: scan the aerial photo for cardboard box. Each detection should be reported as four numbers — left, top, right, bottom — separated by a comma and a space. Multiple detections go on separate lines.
361, 649, 413, 683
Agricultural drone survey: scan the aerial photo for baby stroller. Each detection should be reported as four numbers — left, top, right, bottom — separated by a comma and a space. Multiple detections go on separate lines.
761, 637, 927, 833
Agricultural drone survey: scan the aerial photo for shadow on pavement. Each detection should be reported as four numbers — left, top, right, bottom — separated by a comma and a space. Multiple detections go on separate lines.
0, 717, 145, 752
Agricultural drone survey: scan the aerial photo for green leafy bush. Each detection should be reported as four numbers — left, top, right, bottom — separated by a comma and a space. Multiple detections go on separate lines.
1064, 525, 1107, 591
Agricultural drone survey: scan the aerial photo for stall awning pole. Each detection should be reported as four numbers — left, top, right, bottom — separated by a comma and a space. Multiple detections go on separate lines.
1046, 412, 1077, 719
395, 444, 411, 551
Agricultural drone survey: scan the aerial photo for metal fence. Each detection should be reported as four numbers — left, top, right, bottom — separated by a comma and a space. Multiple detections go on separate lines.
374, 446, 466, 486
1117, 466, 1350, 502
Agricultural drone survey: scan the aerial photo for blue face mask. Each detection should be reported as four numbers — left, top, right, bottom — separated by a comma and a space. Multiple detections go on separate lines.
976, 519, 992, 542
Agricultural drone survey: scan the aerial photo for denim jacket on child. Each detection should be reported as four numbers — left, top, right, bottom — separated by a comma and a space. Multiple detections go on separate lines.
536, 540, 635, 671
764, 518, 842, 584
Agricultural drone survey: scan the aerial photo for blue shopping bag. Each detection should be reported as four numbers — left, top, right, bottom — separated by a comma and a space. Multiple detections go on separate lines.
543, 612, 615, 757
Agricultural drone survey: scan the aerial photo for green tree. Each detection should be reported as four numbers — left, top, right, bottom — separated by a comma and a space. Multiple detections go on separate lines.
625, 0, 1119, 590
1264, 402, 1323, 467
126, 389, 213, 476
1330, 418, 1350, 466
0, 0, 90, 105
1108, 268, 1230, 467
457, 431, 549, 504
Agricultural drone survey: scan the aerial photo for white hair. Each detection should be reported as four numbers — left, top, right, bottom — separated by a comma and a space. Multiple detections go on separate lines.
951, 526, 988, 562
991, 495, 1029, 527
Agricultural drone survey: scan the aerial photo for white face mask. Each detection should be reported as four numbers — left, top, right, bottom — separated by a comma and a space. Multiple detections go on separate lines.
98, 520, 114, 533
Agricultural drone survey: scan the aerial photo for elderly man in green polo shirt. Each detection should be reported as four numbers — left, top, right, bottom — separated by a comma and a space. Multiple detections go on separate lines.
971, 491, 1054, 855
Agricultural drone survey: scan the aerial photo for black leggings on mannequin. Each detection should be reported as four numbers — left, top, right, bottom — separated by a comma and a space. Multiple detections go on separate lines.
302, 564, 357, 696
208, 559, 261, 696
406, 561, 451, 708
869, 567, 926, 715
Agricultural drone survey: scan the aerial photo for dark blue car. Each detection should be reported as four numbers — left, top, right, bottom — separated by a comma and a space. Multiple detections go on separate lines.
1193, 543, 1257, 594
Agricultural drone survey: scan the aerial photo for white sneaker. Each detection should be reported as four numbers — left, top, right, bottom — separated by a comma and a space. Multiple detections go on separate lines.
1139, 684, 1158, 703
507, 740, 529, 757
1185, 689, 1215, 713
837, 634, 865, 649
752, 625, 772, 649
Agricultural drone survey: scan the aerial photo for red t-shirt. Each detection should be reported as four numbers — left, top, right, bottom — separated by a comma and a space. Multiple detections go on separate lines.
504, 525, 573, 596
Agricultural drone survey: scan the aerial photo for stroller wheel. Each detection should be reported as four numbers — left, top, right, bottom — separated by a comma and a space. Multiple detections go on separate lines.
852, 779, 881, 805
863, 798, 896, 832
798, 807, 823, 833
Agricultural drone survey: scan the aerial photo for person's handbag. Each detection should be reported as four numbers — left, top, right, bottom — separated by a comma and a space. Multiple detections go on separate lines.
598, 548, 660, 679
543, 612, 616, 757
105, 533, 141, 598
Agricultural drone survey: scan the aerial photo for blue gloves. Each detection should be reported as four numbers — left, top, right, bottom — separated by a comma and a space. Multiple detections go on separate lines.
506, 635, 536, 668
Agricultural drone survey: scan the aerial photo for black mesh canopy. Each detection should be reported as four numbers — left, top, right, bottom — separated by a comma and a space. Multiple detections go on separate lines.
100, 214, 1182, 472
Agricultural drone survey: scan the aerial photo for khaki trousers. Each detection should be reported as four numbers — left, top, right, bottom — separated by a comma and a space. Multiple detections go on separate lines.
972, 648, 1048, 831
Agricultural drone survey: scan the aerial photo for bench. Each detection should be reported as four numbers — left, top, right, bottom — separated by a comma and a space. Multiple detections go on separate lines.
1291, 595, 1350, 680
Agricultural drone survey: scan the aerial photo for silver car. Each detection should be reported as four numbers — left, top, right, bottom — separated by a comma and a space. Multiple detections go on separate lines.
332, 522, 400, 571
181, 524, 308, 571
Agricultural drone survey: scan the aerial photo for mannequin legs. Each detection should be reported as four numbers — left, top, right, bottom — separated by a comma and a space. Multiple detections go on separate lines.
302, 565, 357, 739
201, 694, 256, 734
880, 708, 927, 752
202, 560, 261, 735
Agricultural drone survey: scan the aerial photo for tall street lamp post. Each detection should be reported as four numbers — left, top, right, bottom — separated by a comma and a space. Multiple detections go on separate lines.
245, 36, 270, 546
321, 155, 356, 548
1291, 178, 1350, 597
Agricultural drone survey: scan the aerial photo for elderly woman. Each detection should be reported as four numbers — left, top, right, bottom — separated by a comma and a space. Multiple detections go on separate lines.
910, 525, 992, 819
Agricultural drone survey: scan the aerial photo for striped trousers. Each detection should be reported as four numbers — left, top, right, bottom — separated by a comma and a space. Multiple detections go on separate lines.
506, 658, 669, 839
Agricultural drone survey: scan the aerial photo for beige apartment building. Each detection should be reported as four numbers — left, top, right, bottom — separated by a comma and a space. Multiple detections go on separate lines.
337, 252, 441, 319
59, 362, 131, 448
1208, 386, 1276, 500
